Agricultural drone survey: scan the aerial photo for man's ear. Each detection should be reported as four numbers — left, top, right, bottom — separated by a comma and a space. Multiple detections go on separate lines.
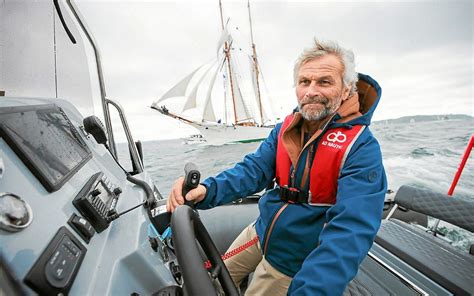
342, 85, 351, 101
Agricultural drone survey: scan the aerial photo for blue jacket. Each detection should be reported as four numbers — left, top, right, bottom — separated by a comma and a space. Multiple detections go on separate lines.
199, 73, 387, 295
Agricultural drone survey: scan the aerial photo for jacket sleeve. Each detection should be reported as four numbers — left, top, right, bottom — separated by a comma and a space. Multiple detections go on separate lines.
197, 125, 280, 209
288, 130, 387, 296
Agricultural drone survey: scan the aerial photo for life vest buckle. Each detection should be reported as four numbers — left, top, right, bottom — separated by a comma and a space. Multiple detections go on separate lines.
280, 185, 310, 204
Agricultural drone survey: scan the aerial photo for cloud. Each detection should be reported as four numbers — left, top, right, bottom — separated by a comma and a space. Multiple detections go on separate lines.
76, 0, 472, 141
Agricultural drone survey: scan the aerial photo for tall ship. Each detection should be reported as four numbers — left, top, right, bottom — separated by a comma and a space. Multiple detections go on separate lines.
151, 0, 275, 145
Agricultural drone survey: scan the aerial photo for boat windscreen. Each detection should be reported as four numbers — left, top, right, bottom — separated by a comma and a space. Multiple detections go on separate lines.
0, 104, 92, 192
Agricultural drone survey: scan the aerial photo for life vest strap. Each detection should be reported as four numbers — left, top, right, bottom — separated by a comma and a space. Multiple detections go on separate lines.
280, 186, 310, 204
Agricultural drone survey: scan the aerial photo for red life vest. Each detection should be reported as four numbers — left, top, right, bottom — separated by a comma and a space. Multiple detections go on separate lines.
275, 114, 365, 205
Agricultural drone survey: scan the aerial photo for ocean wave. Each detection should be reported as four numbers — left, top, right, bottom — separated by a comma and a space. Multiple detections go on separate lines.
137, 120, 473, 249
410, 147, 435, 157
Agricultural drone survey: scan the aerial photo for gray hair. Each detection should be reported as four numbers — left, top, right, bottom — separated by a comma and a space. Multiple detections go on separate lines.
294, 39, 358, 95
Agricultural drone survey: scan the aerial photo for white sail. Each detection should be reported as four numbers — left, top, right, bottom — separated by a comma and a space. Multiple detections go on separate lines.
216, 22, 232, 53
248, 54, 261, 123
259, 63, 275, 125
202, 63, 220, 122
182, 61, 216, 111
156, 65, 203, 103
229, 57, 253, 122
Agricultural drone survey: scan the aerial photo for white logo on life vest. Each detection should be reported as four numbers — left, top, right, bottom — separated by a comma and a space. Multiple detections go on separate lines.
321, 131, 346, 149
327, 131, 347, 143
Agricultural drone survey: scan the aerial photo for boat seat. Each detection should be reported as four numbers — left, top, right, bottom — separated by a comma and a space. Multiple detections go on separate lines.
375, 219, 474, 295
375, 185, 474, 295
394, 185, 474, 232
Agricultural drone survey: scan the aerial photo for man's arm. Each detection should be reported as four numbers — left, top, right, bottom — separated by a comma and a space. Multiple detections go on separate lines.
288, 130, 387, 295
197, 125, 280, 209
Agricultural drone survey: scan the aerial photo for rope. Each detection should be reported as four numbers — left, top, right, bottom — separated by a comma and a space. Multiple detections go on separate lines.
204, 236, 259, 269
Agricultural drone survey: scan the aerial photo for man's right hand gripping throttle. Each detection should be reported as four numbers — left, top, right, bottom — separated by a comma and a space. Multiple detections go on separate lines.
166, 176, 207, 212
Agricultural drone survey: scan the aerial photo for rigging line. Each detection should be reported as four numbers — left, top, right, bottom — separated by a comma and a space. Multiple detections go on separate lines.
225, 18, 252, 56
53, 6, 58, 98
257, 60, 276, 122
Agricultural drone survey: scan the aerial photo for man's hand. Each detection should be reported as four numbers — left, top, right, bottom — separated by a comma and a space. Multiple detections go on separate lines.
166, 177, 207, 212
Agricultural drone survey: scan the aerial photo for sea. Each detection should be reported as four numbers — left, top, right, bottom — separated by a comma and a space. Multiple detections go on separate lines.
118, 119, 473, 250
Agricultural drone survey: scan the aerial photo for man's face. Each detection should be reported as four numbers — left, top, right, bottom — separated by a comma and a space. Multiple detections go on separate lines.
295, 54, 350, 121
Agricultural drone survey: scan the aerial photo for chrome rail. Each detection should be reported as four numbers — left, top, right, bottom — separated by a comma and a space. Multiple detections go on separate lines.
385, 204, 398, 220
66, 0, 118, 158
367, 251, 429, 296
106, 99, 144, 173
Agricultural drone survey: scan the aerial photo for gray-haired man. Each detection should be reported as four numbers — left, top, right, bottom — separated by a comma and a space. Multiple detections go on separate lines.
168, 39, 387, 295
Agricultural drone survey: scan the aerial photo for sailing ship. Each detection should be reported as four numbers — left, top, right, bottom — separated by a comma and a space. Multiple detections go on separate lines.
151, 0, 275, 145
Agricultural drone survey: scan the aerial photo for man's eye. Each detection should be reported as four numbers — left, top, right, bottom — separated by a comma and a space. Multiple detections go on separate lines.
320, 80, 331, 85
299, 79, 310, 85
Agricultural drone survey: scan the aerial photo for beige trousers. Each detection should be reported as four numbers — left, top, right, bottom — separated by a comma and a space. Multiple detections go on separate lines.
224, 223, 292, 295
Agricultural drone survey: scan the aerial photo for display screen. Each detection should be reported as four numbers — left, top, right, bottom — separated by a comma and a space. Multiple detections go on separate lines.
0, 104, 92, 192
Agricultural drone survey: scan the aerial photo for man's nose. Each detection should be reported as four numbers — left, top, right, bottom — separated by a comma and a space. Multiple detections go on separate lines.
305, 81, 321, 98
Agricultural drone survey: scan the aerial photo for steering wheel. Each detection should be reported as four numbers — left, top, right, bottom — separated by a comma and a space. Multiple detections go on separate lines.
171, 205, 239, 296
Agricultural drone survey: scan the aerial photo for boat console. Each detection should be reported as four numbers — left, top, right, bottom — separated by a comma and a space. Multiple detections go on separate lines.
0, 97, 259, 295
0, 98, 179, 295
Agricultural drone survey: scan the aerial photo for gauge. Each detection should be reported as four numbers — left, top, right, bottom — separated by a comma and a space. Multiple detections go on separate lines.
0, 156, 4, 178
0, 192, 33, 232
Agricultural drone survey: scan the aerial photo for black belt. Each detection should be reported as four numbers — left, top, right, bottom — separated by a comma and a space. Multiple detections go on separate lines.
280, 186, 310, 203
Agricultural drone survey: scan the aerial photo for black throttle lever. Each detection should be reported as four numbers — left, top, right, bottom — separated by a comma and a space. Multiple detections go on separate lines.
182, 162, 201, 207
148, 163, 201, 235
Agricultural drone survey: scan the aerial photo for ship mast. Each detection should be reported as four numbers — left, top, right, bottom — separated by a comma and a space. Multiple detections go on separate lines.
248, 0, 264, 126
219, 0, 238, 125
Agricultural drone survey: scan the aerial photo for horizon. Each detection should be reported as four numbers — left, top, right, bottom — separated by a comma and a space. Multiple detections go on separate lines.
114, 113, 472, 144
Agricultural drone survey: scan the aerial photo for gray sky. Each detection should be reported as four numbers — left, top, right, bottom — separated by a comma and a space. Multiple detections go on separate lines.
77, 0, 473, 142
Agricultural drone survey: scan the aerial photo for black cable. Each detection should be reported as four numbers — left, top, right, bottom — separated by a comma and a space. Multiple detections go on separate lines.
126, 174, 158, 209
53, 0, 77, 44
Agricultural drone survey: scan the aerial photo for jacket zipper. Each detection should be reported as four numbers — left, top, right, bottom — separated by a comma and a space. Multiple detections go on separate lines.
263, 119, 311, 254
263, 203, 289, 254
298, 114, 337, 188
263, 114, 337, 255
301, 144, 315, 189
290, 147, 303, 187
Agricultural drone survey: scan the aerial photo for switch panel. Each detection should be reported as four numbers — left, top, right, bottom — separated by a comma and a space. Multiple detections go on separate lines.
24, 226, 86, 295
68, 213, 95, 243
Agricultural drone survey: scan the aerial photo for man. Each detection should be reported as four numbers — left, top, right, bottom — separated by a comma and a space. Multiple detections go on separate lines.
167, 39, 387, 295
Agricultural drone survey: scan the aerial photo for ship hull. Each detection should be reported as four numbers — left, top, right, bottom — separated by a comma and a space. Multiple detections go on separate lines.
191, 123, 273, 145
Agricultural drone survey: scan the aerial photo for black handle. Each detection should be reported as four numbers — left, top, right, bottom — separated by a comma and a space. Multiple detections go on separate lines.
126, 174, 156, 209
182, 163, 201, 207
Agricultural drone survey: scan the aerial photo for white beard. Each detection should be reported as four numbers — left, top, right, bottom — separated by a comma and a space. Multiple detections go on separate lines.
299, 96, 342, 121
